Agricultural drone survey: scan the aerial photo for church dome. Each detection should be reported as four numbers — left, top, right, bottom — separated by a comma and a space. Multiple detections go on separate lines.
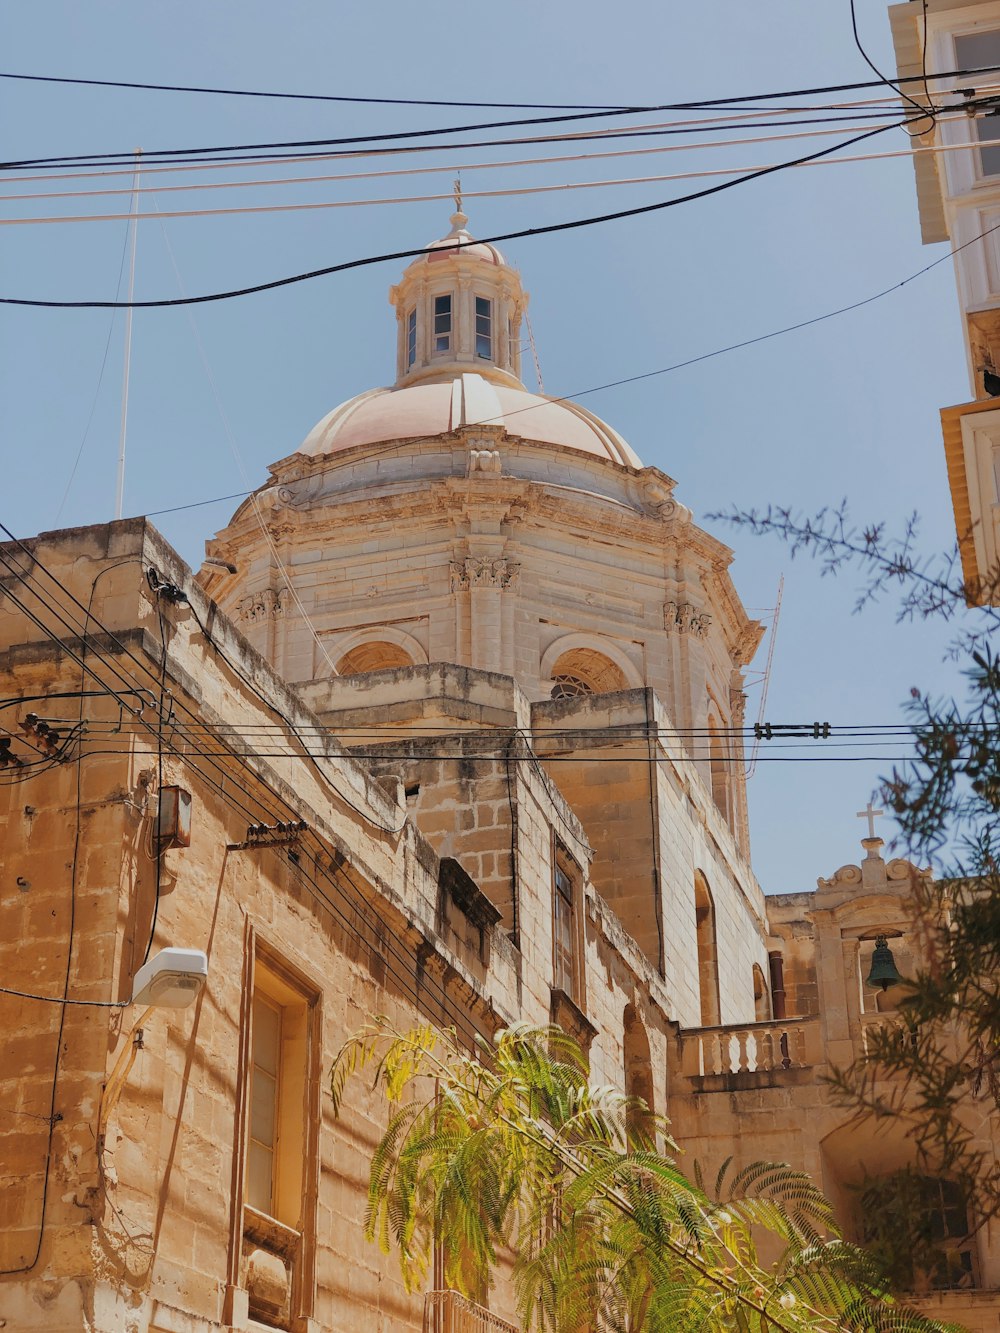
415, 215, 507, 269
295, 204, 642, 468
298, 372, 642, 468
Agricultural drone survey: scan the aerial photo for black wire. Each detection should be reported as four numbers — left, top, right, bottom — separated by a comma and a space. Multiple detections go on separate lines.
0, 111, 920, 177
64, 202, 1000, 521
0, 119, 910, 309
54, 217, 132, 522
0, 694, 85, 1275
0, 107, 916, 174
0, 546, 284, 832
0, 72, 632, 112
5, 59, 999, 151
848, 0, 932, 127
143, 601, 168, 965
0, 982, 128, 1007
0, 103, 733, 171
186, 601, 405, 835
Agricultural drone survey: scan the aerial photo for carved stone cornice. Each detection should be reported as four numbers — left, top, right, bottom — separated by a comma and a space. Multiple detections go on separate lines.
450, 557, 520, 591
664, 601, 712, 638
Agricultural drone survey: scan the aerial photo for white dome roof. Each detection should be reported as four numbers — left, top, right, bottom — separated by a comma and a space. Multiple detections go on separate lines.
298, 372, 642, 468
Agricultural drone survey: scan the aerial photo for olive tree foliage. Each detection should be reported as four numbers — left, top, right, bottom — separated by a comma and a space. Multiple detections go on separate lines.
332, 1019, 956, 1332
714, 502, 1000, 1239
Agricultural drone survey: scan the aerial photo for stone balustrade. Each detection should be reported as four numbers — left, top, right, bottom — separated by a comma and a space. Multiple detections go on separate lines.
678, 1016, 823, 1080
858, 1009, 915, 1062
424, 1290, 521, 1333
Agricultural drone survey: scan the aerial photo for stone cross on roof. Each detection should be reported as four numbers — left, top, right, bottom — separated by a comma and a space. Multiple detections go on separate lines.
856, 801, 884, 840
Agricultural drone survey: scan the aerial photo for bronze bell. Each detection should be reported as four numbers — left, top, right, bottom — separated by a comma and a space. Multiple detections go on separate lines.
866, 935, 902, 991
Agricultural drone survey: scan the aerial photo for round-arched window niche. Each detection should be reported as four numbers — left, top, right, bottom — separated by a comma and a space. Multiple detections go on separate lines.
335, 641, 415, 676
548, 647, 629, 700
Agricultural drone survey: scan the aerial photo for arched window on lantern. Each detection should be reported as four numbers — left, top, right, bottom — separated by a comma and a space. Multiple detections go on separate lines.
694, 872, 721, 1027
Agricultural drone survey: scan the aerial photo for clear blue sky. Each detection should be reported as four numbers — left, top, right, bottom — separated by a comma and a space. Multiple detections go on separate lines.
1, 0, 974, 892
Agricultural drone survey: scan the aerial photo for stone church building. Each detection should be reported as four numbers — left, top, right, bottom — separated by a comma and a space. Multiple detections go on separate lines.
0, 212, 997, 1331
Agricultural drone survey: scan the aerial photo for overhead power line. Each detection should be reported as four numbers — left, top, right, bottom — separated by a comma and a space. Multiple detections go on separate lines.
9, 135, 991, 229
2, 60, 998, 111
0, 118, 910, 202
0, 109, 919, 176
0, 120, 910, 309
0, 99, 917, 183
0, 70, 627, 111
116, 201, 1000, 524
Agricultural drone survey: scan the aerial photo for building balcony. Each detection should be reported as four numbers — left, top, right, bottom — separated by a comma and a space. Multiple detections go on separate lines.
676, 1016, 824, 1090
423, 1290, 520, 1333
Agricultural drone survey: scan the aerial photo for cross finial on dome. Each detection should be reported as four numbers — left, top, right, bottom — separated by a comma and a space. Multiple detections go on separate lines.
449, 174, 469, 235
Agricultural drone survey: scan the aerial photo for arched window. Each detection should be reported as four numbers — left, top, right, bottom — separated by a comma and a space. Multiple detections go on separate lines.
752, 963, 770, 1022
708, 715, 730, 824
335, 641, 414, 676
623, 1004, 655, 1144
549, 648, 628, 700
433, 293, 452, 352
694, 872, 721, 1027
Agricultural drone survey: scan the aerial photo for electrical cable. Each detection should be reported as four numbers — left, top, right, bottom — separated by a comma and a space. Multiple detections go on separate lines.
1, 102, 796, 171
0, 529, 402, 835
142, 598, 168, 965
152, 213, 340, 678
121, 200, 1000, 529
0, 549, 289, 833
0, 118, 912, 308
12, 133, 995, 229
0, 109, 935, 177
5, 58, 999, 162
0, 71, 632, 111
0, 983, 128, 1007
0, 98, 930, 183
53, 215, 131, 523
0, 117, 912, 202
0, 681, 85, 1276
186, 601, 405, 834
0, 553, 620, 1058
848, 0, 931, 127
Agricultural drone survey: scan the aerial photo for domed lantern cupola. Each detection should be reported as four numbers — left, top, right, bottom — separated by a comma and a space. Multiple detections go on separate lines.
389, 189, 528, 390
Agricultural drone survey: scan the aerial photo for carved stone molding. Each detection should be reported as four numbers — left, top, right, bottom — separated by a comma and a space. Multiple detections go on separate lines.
466, 447, 502, 476
450, 557, 520, 591
237, 588, 285, 623
663, 601, 712, 637
730, 621, 765, 666
816, 863, 862, 889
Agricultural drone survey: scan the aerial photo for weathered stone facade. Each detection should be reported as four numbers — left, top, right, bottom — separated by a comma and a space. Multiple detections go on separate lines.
1, 213, 998, 1331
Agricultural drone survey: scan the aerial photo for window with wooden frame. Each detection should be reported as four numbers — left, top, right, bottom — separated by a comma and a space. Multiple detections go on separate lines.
246, 963, 313, 1227
552, 841, 582, 1005
231, 947, 321, 1331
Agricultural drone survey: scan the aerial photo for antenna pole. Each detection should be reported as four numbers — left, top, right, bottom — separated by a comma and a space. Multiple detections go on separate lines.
115, 149, 141, 521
